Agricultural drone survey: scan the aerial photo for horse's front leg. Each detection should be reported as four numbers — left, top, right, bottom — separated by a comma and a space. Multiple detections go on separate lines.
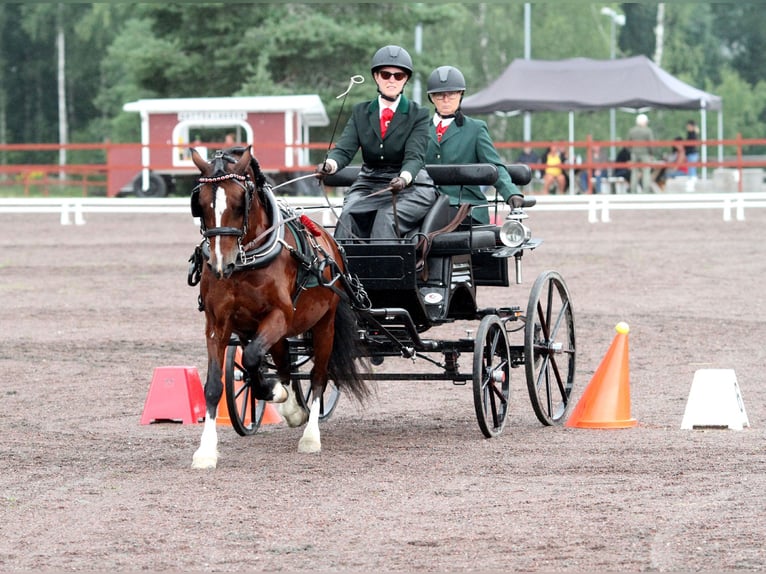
192, 339, 226, 470
241, 309, 293, 404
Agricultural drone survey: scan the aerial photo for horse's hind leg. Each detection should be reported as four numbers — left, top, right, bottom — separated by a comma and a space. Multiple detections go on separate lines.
270, 341, 308, 428
297, 319, 335, 454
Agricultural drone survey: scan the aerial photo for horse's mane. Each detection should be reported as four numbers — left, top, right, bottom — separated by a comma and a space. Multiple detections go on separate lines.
211, 146, 267, 189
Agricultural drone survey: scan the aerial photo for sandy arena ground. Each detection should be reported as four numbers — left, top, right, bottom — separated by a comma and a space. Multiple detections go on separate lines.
1, 205, 765, 571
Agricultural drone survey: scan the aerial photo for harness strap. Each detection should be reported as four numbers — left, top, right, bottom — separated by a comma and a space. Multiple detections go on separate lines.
415, 203, 471, 281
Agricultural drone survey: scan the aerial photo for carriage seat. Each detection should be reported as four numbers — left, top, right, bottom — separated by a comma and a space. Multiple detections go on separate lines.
406, 193, 496, 256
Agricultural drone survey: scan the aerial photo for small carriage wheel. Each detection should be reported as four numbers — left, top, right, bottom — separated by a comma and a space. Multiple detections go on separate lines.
286, 334, 341, 421
524, 270, 576, 426
292, 379, 341, 421
224, 343, 265, 436
473, 315, 512, 438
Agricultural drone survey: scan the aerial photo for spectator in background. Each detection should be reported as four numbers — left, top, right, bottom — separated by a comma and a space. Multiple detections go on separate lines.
614, 146, 631, 181
517, 145, 541, 179
578, 144, 607, 194
685, 119, 699, 179
654, 137, 688, 191
666, 137, 689, 179
626, 113, 654, 193
541, 143, 567, 194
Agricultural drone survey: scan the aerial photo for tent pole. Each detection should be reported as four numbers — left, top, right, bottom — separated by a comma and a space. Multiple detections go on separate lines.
700, 104, 708, 181
569, 111, 575, 194
718, 109, 724, 168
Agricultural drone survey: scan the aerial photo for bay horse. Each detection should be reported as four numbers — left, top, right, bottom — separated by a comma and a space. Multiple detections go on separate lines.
188, 146, 370, 469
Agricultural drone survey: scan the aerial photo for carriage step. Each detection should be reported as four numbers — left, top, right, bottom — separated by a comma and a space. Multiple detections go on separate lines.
478, 306, 523, 318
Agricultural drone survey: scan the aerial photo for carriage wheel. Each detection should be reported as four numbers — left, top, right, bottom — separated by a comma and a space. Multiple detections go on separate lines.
286, 334, 340, 421
224, 343, 265, 436
472, 315, 512, 438
292, 379, 341, 421
524, 270, 576, 426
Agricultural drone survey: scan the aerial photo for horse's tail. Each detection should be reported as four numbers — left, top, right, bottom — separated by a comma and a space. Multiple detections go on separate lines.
328, 299, 371, 403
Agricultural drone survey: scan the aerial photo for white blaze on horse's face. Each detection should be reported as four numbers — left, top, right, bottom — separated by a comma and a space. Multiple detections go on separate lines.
213, 186, 227, 270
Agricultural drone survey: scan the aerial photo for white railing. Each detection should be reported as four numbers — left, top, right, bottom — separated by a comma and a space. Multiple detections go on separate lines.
527, 191, 766, 222
2, 192, 766, 225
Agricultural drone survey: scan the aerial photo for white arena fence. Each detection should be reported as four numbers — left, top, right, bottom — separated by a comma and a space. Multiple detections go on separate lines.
2, 192, 766, 226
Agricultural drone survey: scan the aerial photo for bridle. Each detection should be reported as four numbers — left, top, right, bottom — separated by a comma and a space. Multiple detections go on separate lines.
195, 171, 255, 240
192, 154, 286, 270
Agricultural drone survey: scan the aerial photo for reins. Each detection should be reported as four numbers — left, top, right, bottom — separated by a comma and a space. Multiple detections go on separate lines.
316, 74, 365, 240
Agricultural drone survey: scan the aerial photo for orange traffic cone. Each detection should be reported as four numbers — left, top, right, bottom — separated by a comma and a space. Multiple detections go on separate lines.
216, 390, 283, 426
216, 346, 282, 426
140, 366, 206, 425
262, 402, 283, 425
566, 322, 637, 429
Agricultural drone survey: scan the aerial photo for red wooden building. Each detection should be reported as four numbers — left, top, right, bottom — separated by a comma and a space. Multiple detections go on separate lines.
107, 95, 328, 197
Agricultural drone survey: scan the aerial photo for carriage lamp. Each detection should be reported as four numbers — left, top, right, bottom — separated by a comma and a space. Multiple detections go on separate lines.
498, 216, 531, 248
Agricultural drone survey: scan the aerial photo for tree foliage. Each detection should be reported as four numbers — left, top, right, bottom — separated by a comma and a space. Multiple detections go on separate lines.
1, 2, 765, 160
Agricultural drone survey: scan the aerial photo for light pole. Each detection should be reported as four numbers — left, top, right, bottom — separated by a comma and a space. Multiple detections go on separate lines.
601, 7, 625, 161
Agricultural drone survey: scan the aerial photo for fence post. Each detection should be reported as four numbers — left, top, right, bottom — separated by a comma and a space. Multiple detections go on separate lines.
736, 133, 743, 194
60, 203, 71, 225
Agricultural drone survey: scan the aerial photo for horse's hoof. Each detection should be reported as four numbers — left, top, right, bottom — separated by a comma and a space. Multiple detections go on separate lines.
191, 453, 218, 470
298, 438, 321, 454
278, 405, 308, 428
191, 458, 217, 470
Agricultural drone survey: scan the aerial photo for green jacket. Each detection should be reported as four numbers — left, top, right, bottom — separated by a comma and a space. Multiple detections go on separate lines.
328, 95, 430, 178
426, 114, 520, 224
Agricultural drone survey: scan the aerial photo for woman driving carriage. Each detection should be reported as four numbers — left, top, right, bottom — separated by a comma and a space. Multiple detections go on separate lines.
425, 65, 524, 225
315, 45, 437, 240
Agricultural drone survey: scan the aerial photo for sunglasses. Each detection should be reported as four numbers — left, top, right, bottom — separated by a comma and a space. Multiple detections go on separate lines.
432, 91, 461, 100
378, 70, 408, 81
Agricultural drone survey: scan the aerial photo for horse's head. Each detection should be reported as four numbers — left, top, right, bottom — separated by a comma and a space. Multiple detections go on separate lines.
190, 145, 268, 279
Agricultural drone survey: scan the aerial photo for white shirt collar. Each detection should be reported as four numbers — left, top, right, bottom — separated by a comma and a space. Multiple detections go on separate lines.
379, 95, 401, 116
433, 114, 455, 127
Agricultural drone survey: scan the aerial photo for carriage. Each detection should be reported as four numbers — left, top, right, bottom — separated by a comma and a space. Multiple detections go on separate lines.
202, 155, 576, 445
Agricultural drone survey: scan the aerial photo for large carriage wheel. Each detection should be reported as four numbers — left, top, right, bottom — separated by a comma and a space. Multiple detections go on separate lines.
224, 343, 265, 436
524, 270, 576, 425
473, 315, 512, 438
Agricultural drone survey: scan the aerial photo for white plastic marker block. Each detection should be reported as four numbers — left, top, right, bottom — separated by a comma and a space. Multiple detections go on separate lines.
680, 369, 750, 431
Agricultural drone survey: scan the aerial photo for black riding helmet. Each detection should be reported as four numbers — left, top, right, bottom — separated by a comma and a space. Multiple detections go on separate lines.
370, 45, 413, 76
371, 45, 413, 102
427, 65, 466, 125
426, 65, 466, 95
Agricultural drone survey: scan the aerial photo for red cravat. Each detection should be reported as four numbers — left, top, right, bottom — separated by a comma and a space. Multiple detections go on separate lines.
436, 121, 448, 142
380, 107, 394, 138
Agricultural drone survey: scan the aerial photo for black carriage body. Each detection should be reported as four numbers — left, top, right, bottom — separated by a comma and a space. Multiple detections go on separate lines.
341, 233, 507, 330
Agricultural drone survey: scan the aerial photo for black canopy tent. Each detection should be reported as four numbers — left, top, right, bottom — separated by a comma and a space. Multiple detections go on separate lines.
461, 55, 722, 180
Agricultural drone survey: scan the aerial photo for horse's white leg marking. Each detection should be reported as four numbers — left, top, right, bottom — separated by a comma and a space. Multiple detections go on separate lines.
298, 396, 322, 454
213, 186, 226, 275
277, 384, 308, 427
191, 412, 219, 469
271, 381, 289, 403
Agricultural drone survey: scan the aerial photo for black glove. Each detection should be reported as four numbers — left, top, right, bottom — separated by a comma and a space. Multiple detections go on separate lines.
389, 177, 408, 192
507, 195, 525, 210
315, 161, 335, 180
